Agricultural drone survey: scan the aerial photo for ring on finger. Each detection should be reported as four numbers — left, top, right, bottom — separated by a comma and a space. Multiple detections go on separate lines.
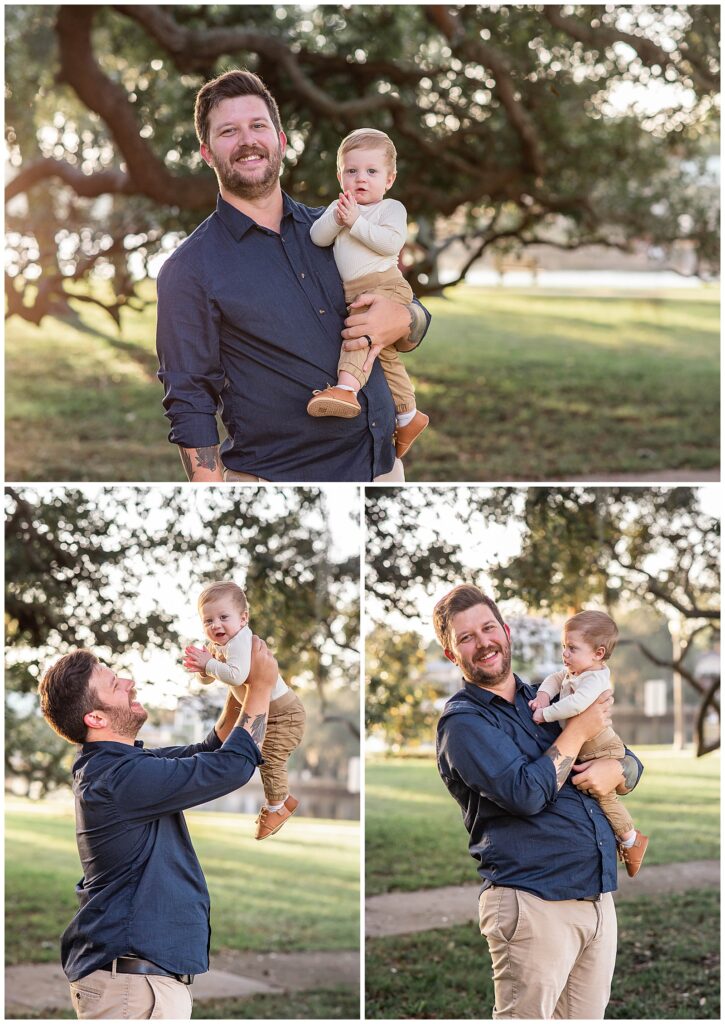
363, 334, 373, 348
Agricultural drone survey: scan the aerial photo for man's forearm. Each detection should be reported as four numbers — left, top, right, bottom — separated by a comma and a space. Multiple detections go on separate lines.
543, 717, 592, 790
179, 445, 224, 482
395, 301, 428, 353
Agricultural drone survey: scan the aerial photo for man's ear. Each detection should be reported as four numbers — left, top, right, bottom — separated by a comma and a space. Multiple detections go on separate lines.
83, 710, 107, 733
504, 623, 511, 642
444, 648, 456, 665
200, 142, 213, 168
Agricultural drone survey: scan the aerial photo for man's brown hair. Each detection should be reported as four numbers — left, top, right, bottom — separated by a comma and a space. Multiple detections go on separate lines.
565, 610, 619, 660
38, 649, 99, 745
194, 69, 282, 145
198, 581, 249, 617
433, 585, 506, 651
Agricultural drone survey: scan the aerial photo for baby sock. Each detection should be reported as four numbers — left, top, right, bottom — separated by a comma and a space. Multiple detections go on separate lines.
266, 799, 286, 813
396, 408, 417, 428
619, 831, 637, 848
335, 384, 357, 392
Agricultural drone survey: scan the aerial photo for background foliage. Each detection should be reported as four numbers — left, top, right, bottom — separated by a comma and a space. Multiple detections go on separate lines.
5, 4, 720, 325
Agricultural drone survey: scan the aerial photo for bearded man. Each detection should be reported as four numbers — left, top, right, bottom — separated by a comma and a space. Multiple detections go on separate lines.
38, 640, 277, 1020
434, 585, 643, 1020
156, 69, 429, 483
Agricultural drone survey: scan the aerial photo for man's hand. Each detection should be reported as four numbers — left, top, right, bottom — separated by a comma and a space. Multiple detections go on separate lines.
336, 190, 360, 227
342, 293, 410, 374
179, 446, 224, 482
183, 645, 211, 673
529, 691, 551, 711
571, 758, 625, 798
563, 690, 613, 744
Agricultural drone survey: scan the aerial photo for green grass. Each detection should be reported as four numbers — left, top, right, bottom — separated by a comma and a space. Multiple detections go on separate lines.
5, 799, 359, 965
5, 283, 719, 481
10, 986, 360, 1020
366, 748, 720, 895
365, 888, 720, 1019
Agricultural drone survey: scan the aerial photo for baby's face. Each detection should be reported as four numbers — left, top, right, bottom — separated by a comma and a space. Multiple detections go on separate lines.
201, 597, 248, 646
562, 630, 604, 676
337, 146, 395, 205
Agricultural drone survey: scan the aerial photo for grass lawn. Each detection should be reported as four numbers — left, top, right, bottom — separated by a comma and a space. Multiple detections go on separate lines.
5, 799, 359, 965
5, 283, 719, 481
365, 888, 720, 1019
366, 748, 720, 895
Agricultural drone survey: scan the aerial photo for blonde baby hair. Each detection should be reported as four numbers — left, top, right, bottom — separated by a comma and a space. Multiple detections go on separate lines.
565, 610, 619, 660
198, 581, 248, 616
337, 128, 397, 174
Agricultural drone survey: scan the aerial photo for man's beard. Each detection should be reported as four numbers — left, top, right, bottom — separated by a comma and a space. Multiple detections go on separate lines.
97, 698, 147, 739
210, 141, 282, 200
460, 637, 512, 688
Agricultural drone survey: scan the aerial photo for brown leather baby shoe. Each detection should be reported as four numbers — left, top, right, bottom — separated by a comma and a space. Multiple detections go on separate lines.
255, 795, 300, 840
618, 830, 649, 877
395, 410, 429, 458
307, 387, 361, 418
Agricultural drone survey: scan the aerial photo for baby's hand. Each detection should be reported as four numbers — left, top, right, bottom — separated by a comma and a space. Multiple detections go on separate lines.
183, 645, 211, 674
532, 707, 546, 724
336, 190, 360, 227
528, 691, 551, 711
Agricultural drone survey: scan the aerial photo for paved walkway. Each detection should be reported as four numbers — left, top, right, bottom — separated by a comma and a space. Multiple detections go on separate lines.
366, 859, 720, 938
5, 950, 359, 1017
6, 861, 719, 1013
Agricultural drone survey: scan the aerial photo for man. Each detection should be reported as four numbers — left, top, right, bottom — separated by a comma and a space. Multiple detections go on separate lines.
156, 69, 430, 483
38, 638, 278, 1019
434, 585, 643, 1020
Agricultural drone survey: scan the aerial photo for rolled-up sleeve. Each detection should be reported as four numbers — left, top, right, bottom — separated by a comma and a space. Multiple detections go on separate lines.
440, 716, 558, 817
156, 253, 226, 448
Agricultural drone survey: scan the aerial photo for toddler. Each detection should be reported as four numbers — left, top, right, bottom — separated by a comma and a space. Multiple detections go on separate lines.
308, 127, 428, 459
183, 581, 306, 840
529, 610, 649, 877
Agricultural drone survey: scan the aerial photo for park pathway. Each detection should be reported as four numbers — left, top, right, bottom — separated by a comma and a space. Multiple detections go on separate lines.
366, 859, 720, 938
5, 861, 718, 1014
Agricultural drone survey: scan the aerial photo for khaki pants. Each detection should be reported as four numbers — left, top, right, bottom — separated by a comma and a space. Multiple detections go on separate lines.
259, 690, 306, 804
340, 268, 416, 414
223, 459, 405, 483
578, 727, 634, 838
479, 887, 617, 1019
69, 968, 193, 1019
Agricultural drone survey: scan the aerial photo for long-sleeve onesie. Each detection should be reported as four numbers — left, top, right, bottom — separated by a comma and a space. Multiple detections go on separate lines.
310, 198, 416, 412
200, 625, 306, 804
537, 664, 634, 837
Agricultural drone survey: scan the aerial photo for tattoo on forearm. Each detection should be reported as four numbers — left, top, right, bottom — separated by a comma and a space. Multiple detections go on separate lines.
619, 755, 637, 792
240, 711, 250, 730
180, 448, 194, 480
407, 303, 426, 345
249, 713, 267, 745
545, 743, 575, 789
194, 446, 220, 472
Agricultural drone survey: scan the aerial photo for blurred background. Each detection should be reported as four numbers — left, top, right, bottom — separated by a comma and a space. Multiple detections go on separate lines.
5, 484, 361, 1019
4, 3, 720, 482
364, 484, 720, 1019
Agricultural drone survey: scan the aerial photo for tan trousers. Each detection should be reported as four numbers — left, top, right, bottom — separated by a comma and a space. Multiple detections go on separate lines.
479, 886, 617, 1019
69, 967, 192, 1019
340, 267, 416, 414
259, 690, 306, 804
578, 727, 634, 838
223, 459, 405, 483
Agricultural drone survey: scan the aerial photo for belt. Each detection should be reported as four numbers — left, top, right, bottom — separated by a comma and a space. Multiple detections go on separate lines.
100, 956, 194, 985
576, 893, 602, 903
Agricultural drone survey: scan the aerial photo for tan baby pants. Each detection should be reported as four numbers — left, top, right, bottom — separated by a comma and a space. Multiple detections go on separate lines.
578, 726, 634, 838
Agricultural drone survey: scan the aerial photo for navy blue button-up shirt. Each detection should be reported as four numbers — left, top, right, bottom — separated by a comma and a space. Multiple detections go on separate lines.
61, 726, 262, 982
436, 677, 643, 900
156, 193, 429, 481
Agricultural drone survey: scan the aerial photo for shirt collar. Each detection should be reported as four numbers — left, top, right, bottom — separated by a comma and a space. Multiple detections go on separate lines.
215, 191, 306, 240
463, 673, 529, 705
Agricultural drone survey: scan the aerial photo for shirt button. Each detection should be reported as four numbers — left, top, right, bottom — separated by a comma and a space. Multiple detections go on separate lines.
319, 308, 326, 315
371, 421, 376, 427
300, 272, 305, 279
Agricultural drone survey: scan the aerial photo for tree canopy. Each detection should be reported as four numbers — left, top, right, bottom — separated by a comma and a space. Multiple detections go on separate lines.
5, 485, 359, 794
365, 486, 720, 754
5, 4, 719, 325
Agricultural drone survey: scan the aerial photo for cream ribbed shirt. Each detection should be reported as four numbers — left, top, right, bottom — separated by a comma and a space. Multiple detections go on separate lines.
539, 665, 611, 723
202, 624, 288, 699
309, 198, 408, 282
